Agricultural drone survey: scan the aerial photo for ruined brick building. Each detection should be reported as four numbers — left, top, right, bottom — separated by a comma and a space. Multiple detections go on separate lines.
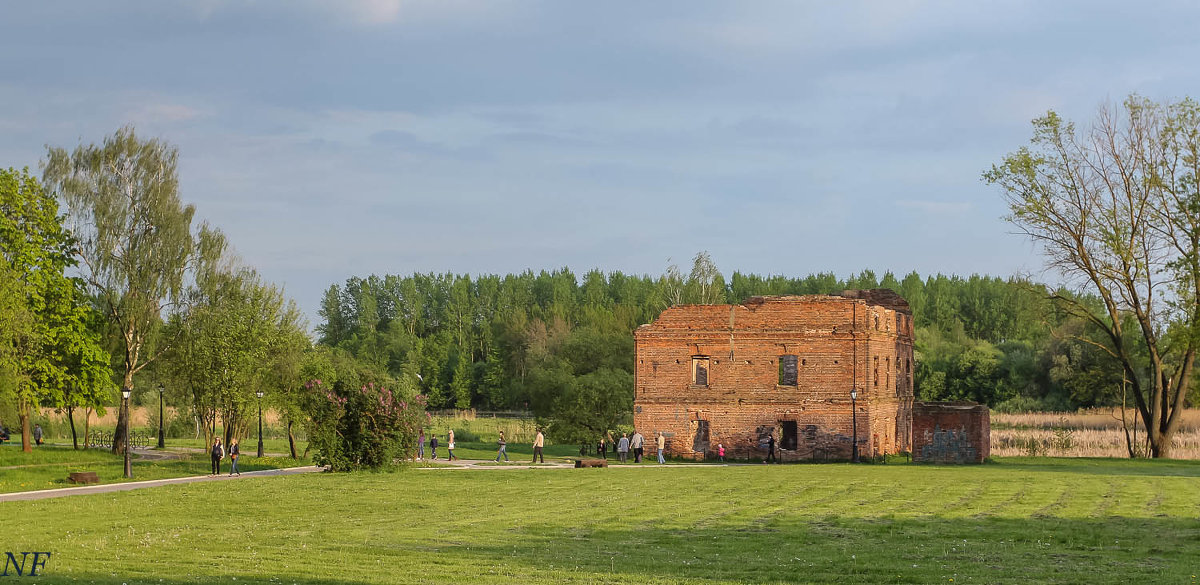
633, 290, 916, 461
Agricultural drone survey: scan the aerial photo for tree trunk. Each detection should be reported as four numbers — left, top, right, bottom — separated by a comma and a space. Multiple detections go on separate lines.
68, 406, 79, 450
1150, 430, 1169, 458
19, 404, 31, 453
224, 412, 240, 448
287, 419, 298, 459
112, 399, 128, 455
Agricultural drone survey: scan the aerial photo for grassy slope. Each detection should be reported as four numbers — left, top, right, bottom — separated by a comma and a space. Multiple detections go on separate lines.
4, 457, 1200, 584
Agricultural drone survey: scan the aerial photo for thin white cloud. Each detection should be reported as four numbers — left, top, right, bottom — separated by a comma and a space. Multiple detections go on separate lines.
340, 0, 402, 25
129, 103, 207, 124
895, 200, 971, 215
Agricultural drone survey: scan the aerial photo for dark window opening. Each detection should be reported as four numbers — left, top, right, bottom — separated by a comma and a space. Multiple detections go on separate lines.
692, 356, 710, 386
692, 420, 710, 453
778, 354, 798, 386
781, 420, 798, 451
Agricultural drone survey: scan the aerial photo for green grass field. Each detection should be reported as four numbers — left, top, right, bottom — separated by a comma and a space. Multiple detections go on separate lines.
4, 457, 1199, 583
0, 444, 309, 494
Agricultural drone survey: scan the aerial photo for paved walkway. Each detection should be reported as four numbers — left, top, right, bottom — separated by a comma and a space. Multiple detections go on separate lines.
416, 457, 720, 470
1, 457, 729, 502
0, 465, 322, 502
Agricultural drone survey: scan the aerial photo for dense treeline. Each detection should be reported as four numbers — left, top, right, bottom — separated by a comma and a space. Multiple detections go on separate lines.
317, 254, 1136, 418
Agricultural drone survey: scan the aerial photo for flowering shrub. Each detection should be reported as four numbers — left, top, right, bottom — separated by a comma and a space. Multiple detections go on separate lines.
305, 379, 427, 471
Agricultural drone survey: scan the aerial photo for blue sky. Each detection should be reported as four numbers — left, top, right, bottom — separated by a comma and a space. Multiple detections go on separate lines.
3, 1, 1199, 324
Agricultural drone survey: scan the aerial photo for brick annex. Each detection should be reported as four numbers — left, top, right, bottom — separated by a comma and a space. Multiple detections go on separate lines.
632, 290, 989, 463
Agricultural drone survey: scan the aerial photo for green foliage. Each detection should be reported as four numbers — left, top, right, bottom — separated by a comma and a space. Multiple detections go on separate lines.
304, 375, 427, 471
986, 95, 1200, 456
44, 127, 226, 454
160, 266, 308, 450
315, 262, 1146, 421
0, 168, 113, 449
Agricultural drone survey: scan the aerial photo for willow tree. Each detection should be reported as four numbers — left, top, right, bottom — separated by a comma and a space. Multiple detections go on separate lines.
44, 127, 224, 456
985, 96, 1200, 457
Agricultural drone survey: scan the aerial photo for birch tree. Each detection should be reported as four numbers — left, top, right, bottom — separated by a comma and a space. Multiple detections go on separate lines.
44, 127, 224, 455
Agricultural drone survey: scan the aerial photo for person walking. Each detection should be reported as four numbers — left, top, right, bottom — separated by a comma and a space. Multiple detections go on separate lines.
597, 436, 607, 460
766, 434, 777, 464
33, 424, 43, 446
495, 431, 509, 462
630, 430, 644, 463
617, 433, 630, 463
447, 429, 457, 461
430, 435, 439, 460
656, 431, 666, 464
229, 438, 241, 475
210, 438, 224, 476
532, 428, 545, 463
417, 430, 426, 461
717, 443, 725, 462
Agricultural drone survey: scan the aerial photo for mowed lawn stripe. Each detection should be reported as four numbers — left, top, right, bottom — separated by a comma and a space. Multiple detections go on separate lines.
5, 459, 1200, 584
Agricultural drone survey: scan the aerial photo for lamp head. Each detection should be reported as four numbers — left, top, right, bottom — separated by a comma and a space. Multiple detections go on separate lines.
256, 391, 264, 399
121, 387, 131, 400
850, 388, 858, 400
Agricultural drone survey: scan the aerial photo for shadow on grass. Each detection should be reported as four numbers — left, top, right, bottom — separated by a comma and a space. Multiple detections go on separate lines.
35, 516, 1200, 584
452, 515, 1199, 584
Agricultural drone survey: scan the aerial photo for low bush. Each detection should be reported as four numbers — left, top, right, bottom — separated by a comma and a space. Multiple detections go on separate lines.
305, 380, 427, 471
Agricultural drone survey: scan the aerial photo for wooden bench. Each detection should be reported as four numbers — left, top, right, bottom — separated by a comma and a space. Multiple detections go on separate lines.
68, 471, 100, 484
574, 459, 608, 468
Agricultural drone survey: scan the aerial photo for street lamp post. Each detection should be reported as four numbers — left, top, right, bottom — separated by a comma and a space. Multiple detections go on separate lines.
256, 391, 264, 458
850, 388, 860, 463
157, 384, 165, 449
122, 387, 132, 478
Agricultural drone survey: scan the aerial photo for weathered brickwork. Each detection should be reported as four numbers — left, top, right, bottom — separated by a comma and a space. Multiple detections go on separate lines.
633, 291, 915, 461
911, 402, 990, 463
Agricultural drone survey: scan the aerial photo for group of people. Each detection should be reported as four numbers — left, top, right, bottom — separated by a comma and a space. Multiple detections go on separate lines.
588, 430, 667, 464
414, 428, 548, 463
208, 437, 242, 476
415, 429, 461, 461
409, 427, 680, 465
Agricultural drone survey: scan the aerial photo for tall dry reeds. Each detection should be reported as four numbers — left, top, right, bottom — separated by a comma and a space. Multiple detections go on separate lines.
993, 408, 1200, 432
991, 408, 1200, 458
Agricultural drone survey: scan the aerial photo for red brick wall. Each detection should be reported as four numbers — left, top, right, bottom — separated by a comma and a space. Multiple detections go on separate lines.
911, 402, 990, 463
633, 292, 914, 461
